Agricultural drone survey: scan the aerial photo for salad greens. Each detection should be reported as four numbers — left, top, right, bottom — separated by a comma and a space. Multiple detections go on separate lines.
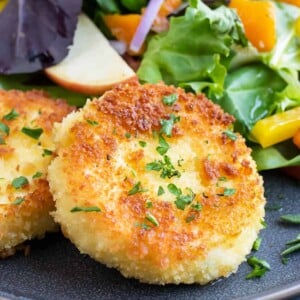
0, 0, 82, 74
137, 0, 300, 171
138, 0, 247, 97
0, 74, 87, 107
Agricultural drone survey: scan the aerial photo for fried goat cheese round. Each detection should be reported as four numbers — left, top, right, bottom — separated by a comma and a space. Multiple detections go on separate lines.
0, 90, 74, 258
48, 80, 265, 284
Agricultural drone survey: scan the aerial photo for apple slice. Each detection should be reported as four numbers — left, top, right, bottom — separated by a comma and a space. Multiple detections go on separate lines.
45, 14, 136, 95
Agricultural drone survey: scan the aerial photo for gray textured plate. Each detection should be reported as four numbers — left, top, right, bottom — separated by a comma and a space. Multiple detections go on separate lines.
0, 170, 299, 300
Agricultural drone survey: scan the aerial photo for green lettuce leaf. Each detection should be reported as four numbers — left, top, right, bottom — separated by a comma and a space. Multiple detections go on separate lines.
137, 0, 247, 97
216, 63, 286, 136
262, 3, 300, 73
252, 140, 300, 171
0, 74, 87, 107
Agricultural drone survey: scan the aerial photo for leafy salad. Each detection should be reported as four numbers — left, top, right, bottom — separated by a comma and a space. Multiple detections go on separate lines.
0, 0, 300, 174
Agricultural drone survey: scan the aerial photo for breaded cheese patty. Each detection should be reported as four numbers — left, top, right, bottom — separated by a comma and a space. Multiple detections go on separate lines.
49, 80, 265, 284
0, 90, 74, 257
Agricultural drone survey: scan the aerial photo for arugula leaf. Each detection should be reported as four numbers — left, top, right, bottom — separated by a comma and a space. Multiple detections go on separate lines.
137, 0, 247, 97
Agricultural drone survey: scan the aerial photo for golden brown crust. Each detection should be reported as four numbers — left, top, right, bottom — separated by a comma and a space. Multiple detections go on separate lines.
0, 89, 75, 255
50, 80, 265, 284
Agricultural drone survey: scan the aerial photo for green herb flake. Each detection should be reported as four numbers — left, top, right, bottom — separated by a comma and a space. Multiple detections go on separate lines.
145, 200, 153, 208
12, 176, 29, 189
70, 206, 101, 213
157, 186, 165, 196
139, 141, 147, 147
281, 234, 300, 258
134, 222, 151, 230
128, 181, 147, 195
146, 155, 180, 179
125, 132, 131, 138
162, 93, 178, 106
246, 256, 270, 279
167, 183, 181, 196
168, 184, 195, 210
86, 119, 98, 126
156, 134, 169, 155
3, 109, 19, 121
218, 187, 236, 197
0, 122, 9, 136
223, 129, 237, 141
11, 197, 25, 205
160, 114, 180, 137
0, 136, 5, 145
218, 176, 227, 182
145, 212, 159, 227
32, 171, 43, 179
252, 237, 262, 251
42, 149, 53, 157
191, 202, 202, 212
186, 215, 196, 223
280, 214, 300, 224
21, 127, 43, 140
261, 219, 267, 228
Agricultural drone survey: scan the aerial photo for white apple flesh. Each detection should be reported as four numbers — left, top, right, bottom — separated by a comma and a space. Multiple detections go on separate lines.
45, 14, 136, 95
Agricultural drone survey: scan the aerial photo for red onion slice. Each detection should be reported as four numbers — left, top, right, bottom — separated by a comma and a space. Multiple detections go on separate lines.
129, 0, 164, 53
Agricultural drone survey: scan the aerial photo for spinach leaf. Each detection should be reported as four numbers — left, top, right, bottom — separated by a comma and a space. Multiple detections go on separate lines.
216, 63, 286, 136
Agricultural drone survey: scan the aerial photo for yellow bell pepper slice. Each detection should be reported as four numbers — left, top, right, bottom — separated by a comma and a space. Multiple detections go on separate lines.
293, 128, 300, 149
251, 106, 300, 148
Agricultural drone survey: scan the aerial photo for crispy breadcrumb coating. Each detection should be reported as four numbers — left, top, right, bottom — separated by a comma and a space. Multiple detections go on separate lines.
49, 80, 265, 284
0, 90, 74, 257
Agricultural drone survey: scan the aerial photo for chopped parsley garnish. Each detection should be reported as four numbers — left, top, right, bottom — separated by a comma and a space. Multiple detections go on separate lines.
134, 222, 151, 230
168, 184, 195, 210
218, 176, 227, 182
32, 171, 43, 179
0, 136, 5, 144
145, 212, 159, 227
70, 206, 101, 213
261, 219, 267, 228
218, 187, 236, 197
186, 215, 196, 223
3, 109, 19, 121
280, 214, 300, 224
246, 256, 270, 279
42, 149, 53, 157
146, 155, 181, 179
281, 234, 300, 259
157, 186, 165, 196
125, 132, 131, 138
252, 237, 262, 251
11, 197, 25, 205
191, 202, 202, 212
139, 141, 147, 147
0, 122, 9, 136
162, 93, 178, 106
12, 176, 29, 189
160, 114, 180, 137
223, 129, 237, 141
86, 119, 98, 126
156, 134, 169, 155
21, 127, 43, 140
145, 200, 153, 208
128, 181, 147, 195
